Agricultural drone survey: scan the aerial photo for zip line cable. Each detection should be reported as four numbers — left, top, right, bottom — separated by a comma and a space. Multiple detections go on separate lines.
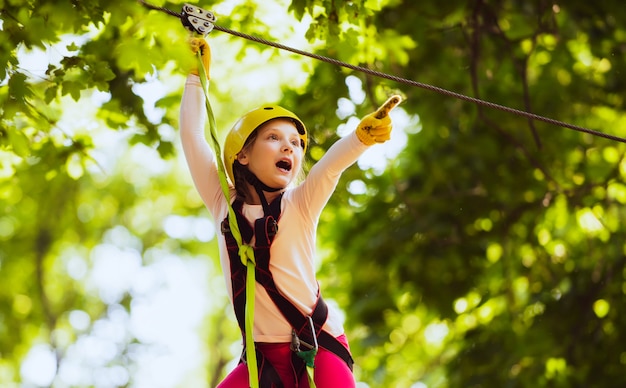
211, 25, 626, 143
138, 0, 626, 145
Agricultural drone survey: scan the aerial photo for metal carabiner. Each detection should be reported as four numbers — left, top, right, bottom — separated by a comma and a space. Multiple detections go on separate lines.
181, 3, 217, 36
292, 316, 319, 352
306, 316, 319, 351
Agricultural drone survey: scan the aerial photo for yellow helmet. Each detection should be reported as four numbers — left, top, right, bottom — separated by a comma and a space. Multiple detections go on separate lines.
223, 105, 307, 184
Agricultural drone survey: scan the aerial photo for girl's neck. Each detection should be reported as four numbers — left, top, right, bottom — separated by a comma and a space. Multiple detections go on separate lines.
244, 185, 283, 205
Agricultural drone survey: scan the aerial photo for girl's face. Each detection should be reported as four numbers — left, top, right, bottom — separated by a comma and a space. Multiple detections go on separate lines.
237, 118, 304, 190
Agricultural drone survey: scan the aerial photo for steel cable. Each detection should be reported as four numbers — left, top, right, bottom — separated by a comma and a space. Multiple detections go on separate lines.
138, 0, 626, 144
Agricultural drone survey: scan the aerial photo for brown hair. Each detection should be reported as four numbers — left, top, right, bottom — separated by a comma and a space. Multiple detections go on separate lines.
232, 130, 258, 201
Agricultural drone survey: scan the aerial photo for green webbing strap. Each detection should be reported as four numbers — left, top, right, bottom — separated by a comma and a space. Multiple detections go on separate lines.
298, 350, 317, 387
195, 51, 259, 388
307, 365, 316, 387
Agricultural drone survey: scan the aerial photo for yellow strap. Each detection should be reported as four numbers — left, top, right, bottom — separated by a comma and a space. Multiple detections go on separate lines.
307, 365, 316, 388
196, 51, 259, 388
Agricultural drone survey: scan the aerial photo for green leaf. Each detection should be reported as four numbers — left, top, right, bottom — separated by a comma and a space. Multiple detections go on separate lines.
8, 72, 33, 104
364, 0, 383, 11
61, 80, 82, 101
156, 140, 174, 158
7, 128, 30, 157
92, 61, 116, 84
44, 85, 58, 104
155, 94, 180, 109
288, 0, 308, 20
115, 40, 157, 77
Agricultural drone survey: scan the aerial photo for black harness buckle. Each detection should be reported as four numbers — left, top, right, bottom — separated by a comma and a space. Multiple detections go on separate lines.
220, 219, 230, 235
267, 217, 278, 238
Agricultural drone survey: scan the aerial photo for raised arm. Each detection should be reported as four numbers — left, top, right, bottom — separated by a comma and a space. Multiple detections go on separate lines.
293, 95, 403, 221
179, 38, 226, 216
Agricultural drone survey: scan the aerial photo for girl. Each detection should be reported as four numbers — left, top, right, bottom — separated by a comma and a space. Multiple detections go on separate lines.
180, 38, 400, 387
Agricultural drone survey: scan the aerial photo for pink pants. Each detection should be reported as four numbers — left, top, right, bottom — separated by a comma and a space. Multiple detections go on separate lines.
217, 334, 355, 388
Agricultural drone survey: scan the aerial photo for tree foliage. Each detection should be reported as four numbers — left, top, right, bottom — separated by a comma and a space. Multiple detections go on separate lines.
2, 0, 626, 387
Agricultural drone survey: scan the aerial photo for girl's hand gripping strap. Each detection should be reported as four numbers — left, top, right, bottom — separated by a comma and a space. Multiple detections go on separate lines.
195, 51, 260, 388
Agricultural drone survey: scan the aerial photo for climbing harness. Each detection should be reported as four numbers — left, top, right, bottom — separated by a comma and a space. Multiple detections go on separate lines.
221, 195, 354, 387
138, 0, 626, 145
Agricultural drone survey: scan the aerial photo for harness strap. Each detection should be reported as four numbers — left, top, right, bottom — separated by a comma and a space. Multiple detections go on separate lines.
222, 195, 354, 385
242, 347, 286, 388
224, 199, 253, 333
254, 222, 352, 369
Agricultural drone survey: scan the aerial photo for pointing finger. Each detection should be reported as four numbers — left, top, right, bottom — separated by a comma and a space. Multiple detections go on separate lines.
374, 95, 403, 119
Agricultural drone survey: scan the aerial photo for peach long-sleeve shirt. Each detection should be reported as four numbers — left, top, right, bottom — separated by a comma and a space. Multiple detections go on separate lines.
180, 75, 369, 342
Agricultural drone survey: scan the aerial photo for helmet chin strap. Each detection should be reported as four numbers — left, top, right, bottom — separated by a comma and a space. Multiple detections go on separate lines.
237, 161, 283, 215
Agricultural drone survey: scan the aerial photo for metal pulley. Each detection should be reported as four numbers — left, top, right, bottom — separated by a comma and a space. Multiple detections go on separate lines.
180, 3, 216, 36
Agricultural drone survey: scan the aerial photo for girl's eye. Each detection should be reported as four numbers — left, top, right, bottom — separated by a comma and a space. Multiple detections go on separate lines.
268, 134, 279, 140
291, 140, 299, 146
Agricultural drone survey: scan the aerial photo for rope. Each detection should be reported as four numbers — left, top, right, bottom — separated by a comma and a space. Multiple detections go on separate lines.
137, 0, 626, 144
213, 24, 626, 144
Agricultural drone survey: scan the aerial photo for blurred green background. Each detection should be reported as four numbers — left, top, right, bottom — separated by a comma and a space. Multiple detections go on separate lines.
1, 0, 626, 386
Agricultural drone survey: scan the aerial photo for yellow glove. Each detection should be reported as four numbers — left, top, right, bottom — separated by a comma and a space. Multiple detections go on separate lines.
355, 95, 403, 145
190, 37, 211, 80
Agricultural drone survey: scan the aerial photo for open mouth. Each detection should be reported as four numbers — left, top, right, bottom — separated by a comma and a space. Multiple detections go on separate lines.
276, 159, 292, 171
